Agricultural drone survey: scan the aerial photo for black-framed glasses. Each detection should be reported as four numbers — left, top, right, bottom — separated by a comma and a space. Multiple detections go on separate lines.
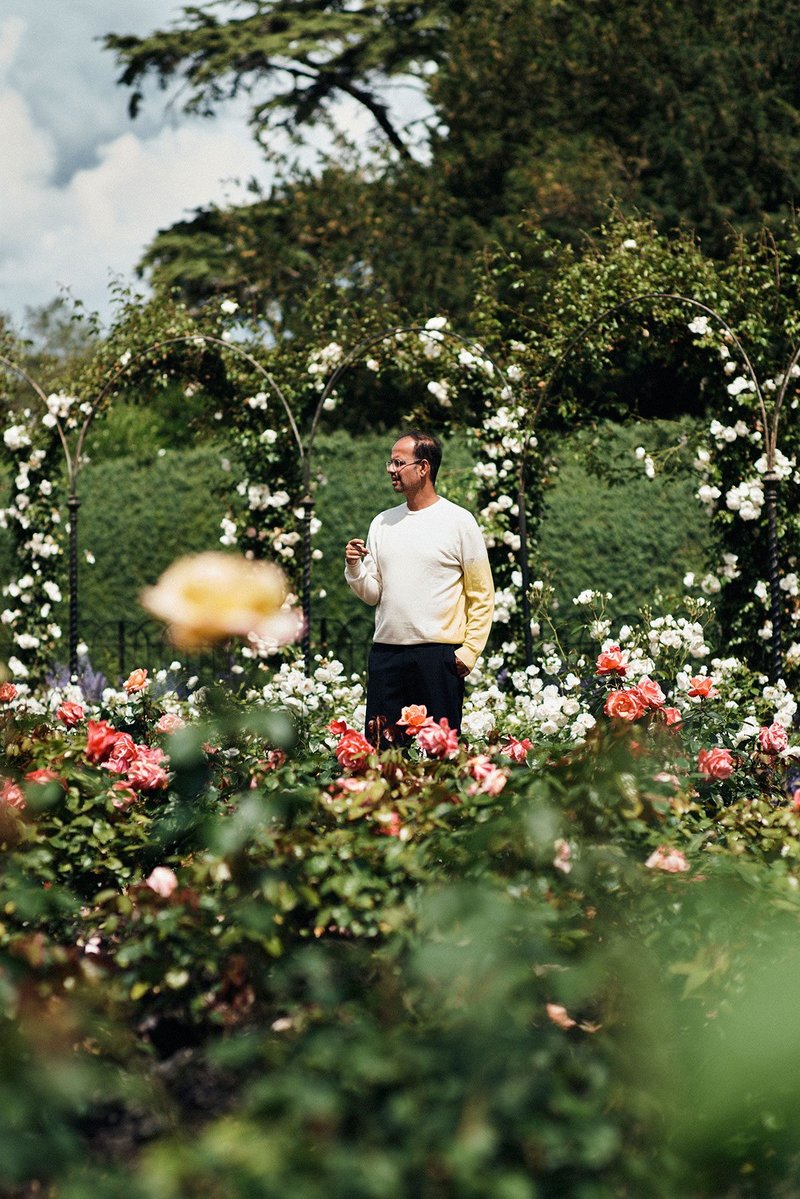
385, 458, 422, 471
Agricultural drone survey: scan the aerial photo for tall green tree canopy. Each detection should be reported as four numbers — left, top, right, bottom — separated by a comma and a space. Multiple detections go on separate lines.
106, 1, 800, 333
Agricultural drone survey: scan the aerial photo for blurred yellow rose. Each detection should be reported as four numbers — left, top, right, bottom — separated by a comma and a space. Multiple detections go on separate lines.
140, 552, 301, 648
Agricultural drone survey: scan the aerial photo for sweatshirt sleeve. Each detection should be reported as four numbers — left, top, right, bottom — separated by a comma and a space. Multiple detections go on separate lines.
344, 523, 382, 607
456, 517, 494, 670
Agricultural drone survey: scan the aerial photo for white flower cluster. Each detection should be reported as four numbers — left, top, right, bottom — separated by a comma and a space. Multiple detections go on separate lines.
462, 656, 596, 743
645, 614, 709, 660
755, 449, 796, 481
250, 657, 365, 749
307, 342, 344, 390
725, 478, 764, 521
709, 418, 754, 444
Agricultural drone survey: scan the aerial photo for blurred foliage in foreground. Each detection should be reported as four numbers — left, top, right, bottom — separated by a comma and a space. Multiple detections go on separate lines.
2, 639, 800, 1196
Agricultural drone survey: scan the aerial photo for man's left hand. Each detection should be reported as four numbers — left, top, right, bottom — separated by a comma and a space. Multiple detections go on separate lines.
454, 654, 470, 678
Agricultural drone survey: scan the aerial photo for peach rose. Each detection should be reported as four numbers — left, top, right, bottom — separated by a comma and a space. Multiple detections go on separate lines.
397, 704, 434, 731
604, 688, 647, 721
697, 746, 734, 780
0, 682, 17, 703
145, 866, 178, 898
688, 676, 719, 699
595, 646, 627, 676
141, 552, 300, 649
645, 846, 690, 873
634, 676, 666, 709
57, 701, 84, 727
758, 722, 788, 754
546, 1003, 577, 1030
123, 668, 148, 693
662, 707, 683, 727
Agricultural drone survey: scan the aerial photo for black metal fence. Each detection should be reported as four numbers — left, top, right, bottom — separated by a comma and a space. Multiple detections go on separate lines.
0, 617, 375, 690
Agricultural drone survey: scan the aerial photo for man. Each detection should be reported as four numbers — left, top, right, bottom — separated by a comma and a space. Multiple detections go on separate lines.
344, 429, 494, 746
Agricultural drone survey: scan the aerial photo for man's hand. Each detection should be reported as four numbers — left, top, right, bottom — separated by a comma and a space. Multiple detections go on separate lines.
345, 538, 368, 566
454, 653, 470, 678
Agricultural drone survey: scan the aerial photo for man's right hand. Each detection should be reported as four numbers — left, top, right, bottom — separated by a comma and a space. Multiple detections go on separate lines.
345, 538, 368, 565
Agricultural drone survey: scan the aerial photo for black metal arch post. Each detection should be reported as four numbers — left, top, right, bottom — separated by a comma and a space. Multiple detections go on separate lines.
533, 291, 795, 681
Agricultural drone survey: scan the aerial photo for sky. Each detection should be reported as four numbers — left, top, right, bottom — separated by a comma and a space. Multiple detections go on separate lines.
0, 1, 425, 333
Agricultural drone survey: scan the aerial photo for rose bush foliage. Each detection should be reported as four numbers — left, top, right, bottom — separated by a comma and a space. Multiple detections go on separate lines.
4, 594, 800, 1194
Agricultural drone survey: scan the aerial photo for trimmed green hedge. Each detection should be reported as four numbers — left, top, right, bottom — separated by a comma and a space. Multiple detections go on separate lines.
0, 420, 712, 674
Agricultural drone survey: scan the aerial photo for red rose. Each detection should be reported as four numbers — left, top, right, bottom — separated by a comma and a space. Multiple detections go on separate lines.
0, 682, 17, 703
697, 746, 734, 780
595, 646, 627, 676
633, 676, 666, 709
86, 720, 121, 763
604, 688, 647, 722
499, 735, 534, 763
334, 728, 374, 773
758, 722, 788, 754
57, 701, 84, 727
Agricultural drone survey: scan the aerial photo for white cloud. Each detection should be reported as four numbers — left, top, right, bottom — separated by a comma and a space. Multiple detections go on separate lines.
0, 11, 268, 324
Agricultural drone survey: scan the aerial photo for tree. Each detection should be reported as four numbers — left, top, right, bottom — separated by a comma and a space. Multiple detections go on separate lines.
103, 0, 456, 160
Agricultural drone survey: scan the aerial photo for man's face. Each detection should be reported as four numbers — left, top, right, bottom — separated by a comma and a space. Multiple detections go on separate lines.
387, 437, 422, 494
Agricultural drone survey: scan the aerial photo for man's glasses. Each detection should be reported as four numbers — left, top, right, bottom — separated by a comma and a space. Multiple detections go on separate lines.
385, 458, 421, 471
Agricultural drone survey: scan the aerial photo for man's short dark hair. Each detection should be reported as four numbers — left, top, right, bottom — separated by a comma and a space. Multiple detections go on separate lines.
403, 429, 442, 483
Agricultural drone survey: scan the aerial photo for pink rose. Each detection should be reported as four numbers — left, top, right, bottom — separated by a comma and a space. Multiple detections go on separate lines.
697, 746, 734, 780
57, 701, 84, 727
376, 812, 403, 837
0, 682, 17, 703
595, 646, 627, 676
123, 668, 149, 694
662, 707, 683, 727
24, 767, 65, 788
85, 720, 121, 763
553, 839, 572, 874
111, 781, 138, 809
155, 713, 186, 735
1, 777, 25, 811
103, 732, 137, 774
633, 676, 666, 709
604, 688, 647, 722
126, 745, 170, 791
645, 845, 690, 873
499, 735, 533, 763
145, 866, 178, 897
688, 676, 719, 699
758, 722, 788, 754
416, 717, 460, 759
467, 755, 508, 796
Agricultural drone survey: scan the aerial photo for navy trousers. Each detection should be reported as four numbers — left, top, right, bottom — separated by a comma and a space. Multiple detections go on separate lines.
365, 642, 465, 748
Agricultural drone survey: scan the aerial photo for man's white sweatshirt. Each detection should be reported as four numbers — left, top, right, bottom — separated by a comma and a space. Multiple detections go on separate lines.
345, 496, 494, 670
